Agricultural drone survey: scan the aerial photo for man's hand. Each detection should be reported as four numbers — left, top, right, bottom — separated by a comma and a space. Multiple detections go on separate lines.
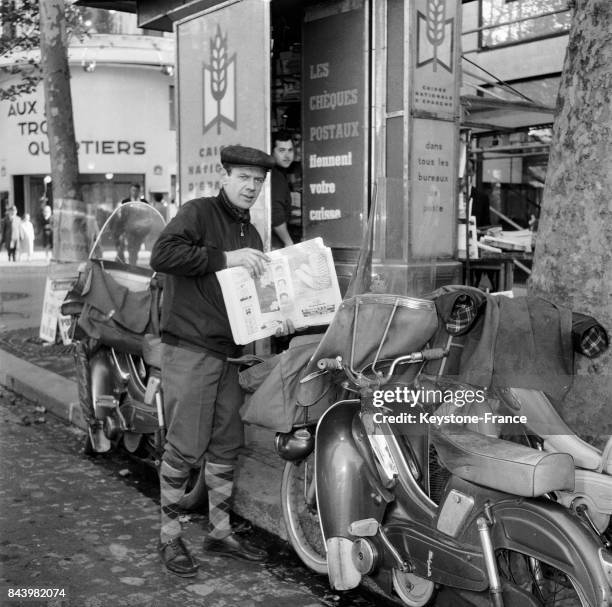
225, 248, 270, 278
275, 318, 296, 337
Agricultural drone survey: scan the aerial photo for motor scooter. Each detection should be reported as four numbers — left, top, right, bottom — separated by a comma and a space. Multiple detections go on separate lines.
275, 292, 612, 607
61, 202, 206, 509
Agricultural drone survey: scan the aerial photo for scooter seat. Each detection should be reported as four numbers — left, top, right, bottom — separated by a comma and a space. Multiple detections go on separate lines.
432, 425, 575, 497
501, 388, 605, 471
142, 333, 162, 369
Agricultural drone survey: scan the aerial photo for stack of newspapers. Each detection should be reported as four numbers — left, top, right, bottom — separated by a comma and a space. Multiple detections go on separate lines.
216, 238, 342, 345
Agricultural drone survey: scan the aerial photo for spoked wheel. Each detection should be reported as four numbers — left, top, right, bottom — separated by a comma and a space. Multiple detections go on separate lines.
392, 569, 435, 606
281, 455, 327, 574
497, 550, 590, 606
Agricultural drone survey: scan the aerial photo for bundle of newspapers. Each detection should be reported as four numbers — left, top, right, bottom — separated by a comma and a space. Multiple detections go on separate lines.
216, 238, 342, 345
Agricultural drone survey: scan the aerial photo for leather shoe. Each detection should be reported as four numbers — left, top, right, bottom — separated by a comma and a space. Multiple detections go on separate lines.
203, 533, 267, 562
158, 537, 199, 577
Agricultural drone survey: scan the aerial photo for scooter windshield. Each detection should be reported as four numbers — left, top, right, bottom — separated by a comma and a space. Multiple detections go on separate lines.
89, 202, 166, 269
345, 177, 442, 299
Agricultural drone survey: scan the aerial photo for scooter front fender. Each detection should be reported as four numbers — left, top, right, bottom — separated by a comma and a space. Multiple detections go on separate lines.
315, 400, 388, 541
89, 348, 116, 417
492, 499, 612, 607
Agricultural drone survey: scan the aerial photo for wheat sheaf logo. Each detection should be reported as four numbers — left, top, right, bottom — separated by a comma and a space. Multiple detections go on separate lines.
202, 25, 237, 134
417, 0, 453, 73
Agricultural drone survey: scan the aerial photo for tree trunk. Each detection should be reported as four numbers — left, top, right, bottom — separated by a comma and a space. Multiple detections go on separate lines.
39, 0, 90, 262
529, 0, 612, 442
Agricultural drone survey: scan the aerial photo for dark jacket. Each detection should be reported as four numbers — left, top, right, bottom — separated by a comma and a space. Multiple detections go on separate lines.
425, 286, 607, 402
271, 166, 292, 249
150, 190, 263, 358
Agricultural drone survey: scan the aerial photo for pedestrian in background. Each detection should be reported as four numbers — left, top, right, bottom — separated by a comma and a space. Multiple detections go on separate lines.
1, 206, 21, 262
121, 183, 148, 206
150, 145, 293, 577
41, 205, 53, 260
270, 131, 295, 249
167, 198, 178, 221
19, 213, 35, 262
114, 184, 149, 263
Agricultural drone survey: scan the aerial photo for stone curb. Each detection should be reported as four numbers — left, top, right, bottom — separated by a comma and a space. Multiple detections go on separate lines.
0, 349, 84, 429
0, 346, 286, 540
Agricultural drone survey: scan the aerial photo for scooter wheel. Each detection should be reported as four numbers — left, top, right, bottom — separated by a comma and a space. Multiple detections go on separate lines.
281, 456, 327, 574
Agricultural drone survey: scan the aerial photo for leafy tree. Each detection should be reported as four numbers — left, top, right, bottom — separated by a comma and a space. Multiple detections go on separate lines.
0, 0, 85, 101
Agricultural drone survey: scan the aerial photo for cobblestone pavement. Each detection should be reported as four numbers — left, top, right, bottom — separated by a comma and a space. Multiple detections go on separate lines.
0, 389, 401, 607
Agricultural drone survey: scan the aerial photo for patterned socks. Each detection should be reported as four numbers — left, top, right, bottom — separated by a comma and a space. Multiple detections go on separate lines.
160, 460, 190, 543
205, 462, 235, 540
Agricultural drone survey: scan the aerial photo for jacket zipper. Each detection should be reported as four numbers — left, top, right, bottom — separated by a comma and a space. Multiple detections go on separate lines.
240, 223, 245, 237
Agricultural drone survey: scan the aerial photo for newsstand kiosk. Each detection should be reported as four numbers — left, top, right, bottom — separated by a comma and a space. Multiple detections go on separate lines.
84, 0, 464, 292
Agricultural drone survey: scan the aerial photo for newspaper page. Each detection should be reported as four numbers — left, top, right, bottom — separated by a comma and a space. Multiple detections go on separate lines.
216, 238, 342, 345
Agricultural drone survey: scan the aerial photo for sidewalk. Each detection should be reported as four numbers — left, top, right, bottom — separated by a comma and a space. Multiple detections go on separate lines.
0, 328, 287, 541
0, 248, 51, 268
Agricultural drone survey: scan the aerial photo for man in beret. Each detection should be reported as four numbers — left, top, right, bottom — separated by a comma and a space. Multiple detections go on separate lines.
151, 145, 285, 576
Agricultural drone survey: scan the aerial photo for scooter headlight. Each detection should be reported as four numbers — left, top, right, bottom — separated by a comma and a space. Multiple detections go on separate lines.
275, 428, 315, 461
368, 433, 399, 484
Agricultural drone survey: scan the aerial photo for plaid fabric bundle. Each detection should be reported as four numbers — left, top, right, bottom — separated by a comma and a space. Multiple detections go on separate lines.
572, 311, 609, 358
446, 294, 478, 335
579, 325, 608, 358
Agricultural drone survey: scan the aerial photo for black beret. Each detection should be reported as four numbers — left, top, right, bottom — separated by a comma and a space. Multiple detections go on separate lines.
220, 145, 275, 170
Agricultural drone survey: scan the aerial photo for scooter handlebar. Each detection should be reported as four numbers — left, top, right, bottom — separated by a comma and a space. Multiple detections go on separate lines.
421, 347, 447, 361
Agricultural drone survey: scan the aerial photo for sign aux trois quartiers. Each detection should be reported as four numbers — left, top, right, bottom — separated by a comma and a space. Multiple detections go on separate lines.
302, 1, 366, 248
3, 96, 146, 158
176, 0, 270, 242
410, 0, 459, 258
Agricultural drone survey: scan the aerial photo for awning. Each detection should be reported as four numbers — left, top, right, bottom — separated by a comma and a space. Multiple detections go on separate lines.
75, 0, 221, 32
461, 95, 555, 133
75, 0, 136, 13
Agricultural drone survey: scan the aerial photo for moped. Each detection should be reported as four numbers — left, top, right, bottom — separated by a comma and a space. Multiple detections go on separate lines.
275, 292, 612, 606
62, 202, 206, 509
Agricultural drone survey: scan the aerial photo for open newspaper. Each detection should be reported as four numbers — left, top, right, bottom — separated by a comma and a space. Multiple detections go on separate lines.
216, 238, 342, 345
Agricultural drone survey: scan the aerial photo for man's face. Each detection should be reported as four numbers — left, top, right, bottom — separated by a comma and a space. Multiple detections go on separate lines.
130, 186, 140, 200
223, 165, 267, 209
273, 139, 294, 169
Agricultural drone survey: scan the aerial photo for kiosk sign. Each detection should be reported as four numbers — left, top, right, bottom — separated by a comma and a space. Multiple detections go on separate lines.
176, 0, 271, 245
412, 0, 459, 119
302, 1, 367, 248
410, 119, 456, 257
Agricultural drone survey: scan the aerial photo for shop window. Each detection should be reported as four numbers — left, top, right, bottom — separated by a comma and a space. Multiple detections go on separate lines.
479, 0, 570, 49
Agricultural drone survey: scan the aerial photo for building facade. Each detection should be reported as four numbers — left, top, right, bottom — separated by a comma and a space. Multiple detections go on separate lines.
0, 9, 176, 241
